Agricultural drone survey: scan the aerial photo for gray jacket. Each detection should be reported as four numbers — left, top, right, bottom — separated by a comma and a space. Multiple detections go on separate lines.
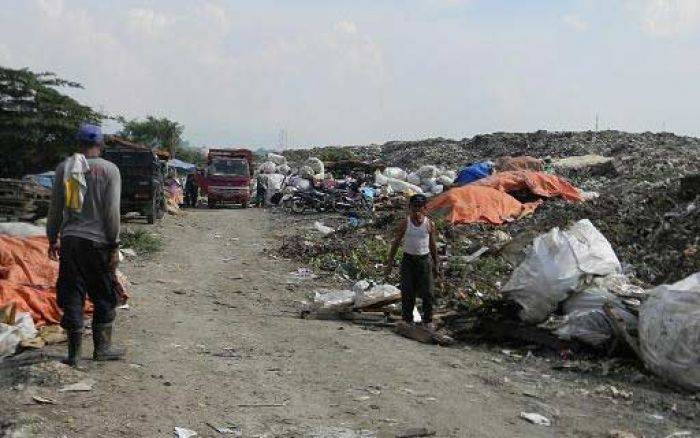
47, 157, 121, 247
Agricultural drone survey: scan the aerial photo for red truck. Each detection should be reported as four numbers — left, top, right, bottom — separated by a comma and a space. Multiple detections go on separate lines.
196, 148, 253, 208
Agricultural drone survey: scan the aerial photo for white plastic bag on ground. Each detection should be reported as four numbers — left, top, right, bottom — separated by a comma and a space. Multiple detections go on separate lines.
314, 221, 335, 236
638, 272, 700, 391
0, 312, 37, 357
406, 172, 422, 186
375, 171, 389, 186
417, 165, 438, 179
267, 153, 287, 165
0, 222, 46, 237
312, 289, 355, 310
306, 157, 324, 178
384, 167, 407, 181
355, 284, 401, 308
440, 170, 457, 181
503, 219, 621, 323
437, 175, 454, 186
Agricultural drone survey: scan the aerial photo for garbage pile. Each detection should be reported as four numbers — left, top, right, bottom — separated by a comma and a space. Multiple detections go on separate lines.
374, 165, 456, 197
0, 231, 129, 358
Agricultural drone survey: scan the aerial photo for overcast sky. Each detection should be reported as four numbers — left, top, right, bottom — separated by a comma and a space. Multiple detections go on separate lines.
1, 0, 699, 148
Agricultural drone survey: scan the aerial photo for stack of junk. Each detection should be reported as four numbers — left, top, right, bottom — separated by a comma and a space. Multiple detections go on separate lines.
374, 165, 456, 197
447, 218, 699, 391
256, 153, 294, 204
0, 223, 129, 358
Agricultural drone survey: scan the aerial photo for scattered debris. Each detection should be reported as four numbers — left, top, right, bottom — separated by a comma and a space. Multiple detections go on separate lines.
31, 395, 57, 405
395, 427, 436, 438
174, 427, 198, 438
59, 379, 95, 392
519, 412, 551, 427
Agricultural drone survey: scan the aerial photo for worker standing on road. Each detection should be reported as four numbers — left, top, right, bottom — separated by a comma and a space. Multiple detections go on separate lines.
47, 123, 125, 368
385, 194, 440, 326
255, 172, 268, 207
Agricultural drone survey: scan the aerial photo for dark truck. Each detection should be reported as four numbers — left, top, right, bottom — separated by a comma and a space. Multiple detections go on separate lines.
195, 148, 253, 208
103, 137, 166, 224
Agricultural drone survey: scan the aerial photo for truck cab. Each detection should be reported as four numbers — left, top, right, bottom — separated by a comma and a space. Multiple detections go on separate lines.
196, 148, 253, 208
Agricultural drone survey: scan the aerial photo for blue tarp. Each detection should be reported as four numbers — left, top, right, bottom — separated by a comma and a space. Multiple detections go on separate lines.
23, 171, 56, 189
454, 162, 492, 186
167, 159, 196, 172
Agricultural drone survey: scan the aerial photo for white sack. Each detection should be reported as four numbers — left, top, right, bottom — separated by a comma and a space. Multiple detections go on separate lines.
267, 153, 287, 165
306, 157, 325, 178
406, 172, 422, 186
266, 174, 285, 191
417, 165, 438, 179
258, 161, 276, 174
314, 221, 335, 236
277, 164, 292, 175
638, 272, 700, 391
437, 175, 454, 186
503, 219, 621, 323
300, 165, 315, 179
355, 284, 401, 308
384, 167, 407, 181
0, 312, 37, 358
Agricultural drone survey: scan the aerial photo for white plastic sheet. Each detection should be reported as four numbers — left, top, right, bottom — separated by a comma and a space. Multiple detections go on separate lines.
354, 284, 401, 308
0, 222, 46, 237
503, 219, 621, 323
312, 289, 355, 310
638, 272, 700, 391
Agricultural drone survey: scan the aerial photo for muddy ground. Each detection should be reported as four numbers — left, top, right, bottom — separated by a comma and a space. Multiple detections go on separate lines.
1, 209, 698, 437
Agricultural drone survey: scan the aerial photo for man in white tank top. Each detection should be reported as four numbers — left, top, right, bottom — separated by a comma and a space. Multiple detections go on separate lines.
385, 194, 439, 325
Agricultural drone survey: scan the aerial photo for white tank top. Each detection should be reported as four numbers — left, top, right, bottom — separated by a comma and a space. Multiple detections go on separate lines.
404, 217, 430, 256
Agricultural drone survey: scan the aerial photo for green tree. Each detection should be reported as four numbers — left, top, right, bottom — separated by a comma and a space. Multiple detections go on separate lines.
118, 116, 203, 165
0, 66, 104, 178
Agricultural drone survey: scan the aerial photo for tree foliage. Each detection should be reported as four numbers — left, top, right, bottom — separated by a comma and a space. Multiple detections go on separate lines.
118, 116, 203, 165
0, 66, 104, 178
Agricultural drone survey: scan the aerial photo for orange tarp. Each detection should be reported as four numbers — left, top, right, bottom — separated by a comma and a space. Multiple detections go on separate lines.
0, 235, 92, 326
426, 185, 542, 225
474, 171, 583, 202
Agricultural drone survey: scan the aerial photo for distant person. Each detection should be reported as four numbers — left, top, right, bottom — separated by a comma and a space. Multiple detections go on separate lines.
185, 173, 198, 207
47, 123, 125, 368
255, 172, 268, 207
385, 194, 439, 327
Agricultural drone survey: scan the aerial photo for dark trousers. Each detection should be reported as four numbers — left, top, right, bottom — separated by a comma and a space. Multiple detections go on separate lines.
400, 253, 434, 323
57, 236, 117, 331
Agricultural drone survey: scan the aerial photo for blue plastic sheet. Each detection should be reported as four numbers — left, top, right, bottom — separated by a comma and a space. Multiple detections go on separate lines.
454, 162, 492, 186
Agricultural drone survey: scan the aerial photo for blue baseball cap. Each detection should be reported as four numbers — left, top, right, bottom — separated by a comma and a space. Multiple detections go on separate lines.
76, 123, 104, 144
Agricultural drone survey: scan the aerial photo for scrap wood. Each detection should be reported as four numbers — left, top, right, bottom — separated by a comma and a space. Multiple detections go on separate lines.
394, 322, 454, 346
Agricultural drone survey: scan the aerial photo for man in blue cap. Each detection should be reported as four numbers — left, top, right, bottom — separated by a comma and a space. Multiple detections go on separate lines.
47, 122, 125, 368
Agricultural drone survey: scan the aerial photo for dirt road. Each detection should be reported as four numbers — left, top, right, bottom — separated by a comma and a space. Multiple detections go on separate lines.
2, 209, 697, 437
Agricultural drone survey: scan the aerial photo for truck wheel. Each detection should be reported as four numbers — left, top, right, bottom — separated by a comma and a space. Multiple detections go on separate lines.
208, 199, 217, 209
242, 201, 249, 209
291, 199, 305, 214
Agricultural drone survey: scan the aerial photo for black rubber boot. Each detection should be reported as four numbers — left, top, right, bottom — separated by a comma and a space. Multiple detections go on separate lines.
92, 323, 125, 361
61, 330, 83, 368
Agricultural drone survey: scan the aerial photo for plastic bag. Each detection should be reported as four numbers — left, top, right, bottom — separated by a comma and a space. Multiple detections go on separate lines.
314, 221, 335, 236
406, 173, 422, 186
384, 167, 407, 181
437, 175, 454, 186
355, 284, 401, 308
267, 153, 287, 165
503, 219, 621, 323
306, 157, 325, 178
417, 165, 438, 179
0, 312, 37, 357
258, 161, 276, 174
312, 289, 355, 310
266, 174, 285, 191
638, 272, 700, 391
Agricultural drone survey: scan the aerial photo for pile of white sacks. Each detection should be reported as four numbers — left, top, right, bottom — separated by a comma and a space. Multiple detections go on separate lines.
375, 165, 456, 197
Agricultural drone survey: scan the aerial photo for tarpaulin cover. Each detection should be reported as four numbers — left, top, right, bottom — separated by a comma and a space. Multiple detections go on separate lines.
454, 162, 492, 186
474, 171, 583, 202
0, 235, 92, 326
495, 156, 544, 172
426, 185, 541, 225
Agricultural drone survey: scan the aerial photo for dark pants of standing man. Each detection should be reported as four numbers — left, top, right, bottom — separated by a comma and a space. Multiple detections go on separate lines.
400, 253, 434, 324
57, 236, 118, 330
